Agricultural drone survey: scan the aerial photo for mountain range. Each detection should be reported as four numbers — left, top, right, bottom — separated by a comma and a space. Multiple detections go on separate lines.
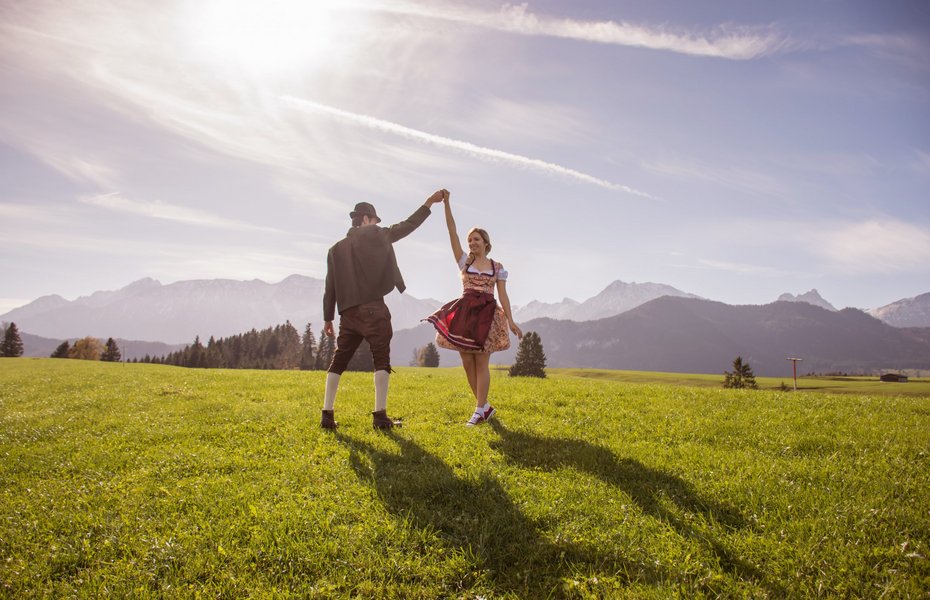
4, 276, 929, 372
396, 298, 930, 377
511, 281, 702, 322
0, 277, 738, 349
2, 275, 439, 345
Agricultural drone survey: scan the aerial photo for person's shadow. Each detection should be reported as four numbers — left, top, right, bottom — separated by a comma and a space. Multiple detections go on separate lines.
488, 420, 782, 595
335, 431, 664, 597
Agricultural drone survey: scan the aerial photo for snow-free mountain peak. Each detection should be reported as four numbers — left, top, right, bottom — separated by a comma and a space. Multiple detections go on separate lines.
776, 289, 837, 312
868, 292, 930, 328
513, 280, 701, 322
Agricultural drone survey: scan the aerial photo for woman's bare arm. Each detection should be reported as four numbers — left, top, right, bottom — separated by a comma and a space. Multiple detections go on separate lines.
443, 195, 464, 262
497, 279, 523, 339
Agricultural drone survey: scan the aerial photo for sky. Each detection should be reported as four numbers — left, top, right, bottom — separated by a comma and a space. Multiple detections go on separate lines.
1, 0, 929, 318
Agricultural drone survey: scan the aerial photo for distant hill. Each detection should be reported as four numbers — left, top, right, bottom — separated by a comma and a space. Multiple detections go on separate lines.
513, 280, 701, 322
1, 275, 441, 345
776, 289, 837, 312
868, 292, 930, 328
395, 298, 930, 376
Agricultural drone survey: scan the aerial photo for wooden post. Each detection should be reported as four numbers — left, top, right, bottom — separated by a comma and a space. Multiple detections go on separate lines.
786, 357, 803, 391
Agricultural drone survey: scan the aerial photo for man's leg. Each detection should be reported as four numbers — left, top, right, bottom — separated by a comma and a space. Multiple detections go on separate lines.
364, 300, 399, 429
374, 370, 389, 412
321, 310, 364, 428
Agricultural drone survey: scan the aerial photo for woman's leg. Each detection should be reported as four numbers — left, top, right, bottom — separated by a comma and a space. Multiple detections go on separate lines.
459, 352, 478, 399
474, 353, 491, 409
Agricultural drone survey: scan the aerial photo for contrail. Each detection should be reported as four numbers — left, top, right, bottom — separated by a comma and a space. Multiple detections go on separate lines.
363, 2, 788, 60
280, 95, 652, 197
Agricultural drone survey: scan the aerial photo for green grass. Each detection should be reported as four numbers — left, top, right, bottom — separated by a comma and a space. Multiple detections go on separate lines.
551, 367, 930, 397
1, 358, 929, 598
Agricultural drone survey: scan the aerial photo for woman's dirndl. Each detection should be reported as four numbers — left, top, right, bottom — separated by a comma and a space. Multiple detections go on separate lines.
426, 254, 510, 354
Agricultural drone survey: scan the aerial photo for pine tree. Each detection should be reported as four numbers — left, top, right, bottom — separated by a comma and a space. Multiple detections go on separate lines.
417, 342, 440, 367
188, 336, 205, 368
509, 332, 546, 378
346, 340, 374, 371
204, 336, 224, 368
300, 323, 317, 370
277, 321, 302, 369
101, 337, 122, 362
51, 340, 71, 358
0, 322, 24, 357
315, 335, 335, 370
723, 356, 758, 389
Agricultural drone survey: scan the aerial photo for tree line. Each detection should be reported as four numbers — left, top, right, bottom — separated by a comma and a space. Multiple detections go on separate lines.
51, 336, 123, 361
1, 322, 123, 361
135, 322, 374, 371
4, 319, 549, 377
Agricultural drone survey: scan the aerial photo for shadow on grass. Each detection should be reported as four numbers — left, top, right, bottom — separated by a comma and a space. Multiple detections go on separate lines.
335, 431, 663, 597
488, 420, 784, 596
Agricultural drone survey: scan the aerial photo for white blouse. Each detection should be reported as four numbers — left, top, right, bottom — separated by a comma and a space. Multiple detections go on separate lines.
457, 253, 508, 281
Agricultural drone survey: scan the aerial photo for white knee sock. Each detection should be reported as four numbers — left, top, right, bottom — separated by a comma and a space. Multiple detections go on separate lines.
374, 370, 389, 412
323, 372, 340, 411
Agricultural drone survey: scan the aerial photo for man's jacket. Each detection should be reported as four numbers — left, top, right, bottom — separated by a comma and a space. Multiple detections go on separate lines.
323, 205, 431, 321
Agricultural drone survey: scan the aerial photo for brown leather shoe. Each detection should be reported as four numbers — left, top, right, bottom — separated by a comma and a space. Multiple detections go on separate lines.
372, 409, 401, 429
320, 410, 338, 430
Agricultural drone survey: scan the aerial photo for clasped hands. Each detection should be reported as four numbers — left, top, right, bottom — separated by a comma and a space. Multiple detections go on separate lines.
427, 189, 451, 205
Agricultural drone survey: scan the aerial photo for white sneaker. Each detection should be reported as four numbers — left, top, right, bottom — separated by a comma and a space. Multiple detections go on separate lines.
466, 409, 485, 427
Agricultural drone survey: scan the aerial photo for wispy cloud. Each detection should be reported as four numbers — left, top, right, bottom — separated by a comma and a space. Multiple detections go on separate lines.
79, 193, 284, 233
382, 1, 789, 60
281, 95, 653, 196
151, 248, 323, 285
1, 231, 323, 292
643, 157, 788, 198
465, 96, 593, 146
0, 203, 62, 222
39, 152, 119, 188
691, 258, 790, 276
915, 150, 930, 176
841, 32, 930, 72
819, 219, 930, 274
0, 115, 121, 188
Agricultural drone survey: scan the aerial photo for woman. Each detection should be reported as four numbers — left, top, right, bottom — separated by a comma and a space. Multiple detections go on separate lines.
426, 191, 523, 426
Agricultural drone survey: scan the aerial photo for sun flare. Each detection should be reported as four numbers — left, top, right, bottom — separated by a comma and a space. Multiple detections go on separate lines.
189, 0, 367, 74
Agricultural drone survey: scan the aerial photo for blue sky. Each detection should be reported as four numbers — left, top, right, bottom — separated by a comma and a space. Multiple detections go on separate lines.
1, 0, 928, 318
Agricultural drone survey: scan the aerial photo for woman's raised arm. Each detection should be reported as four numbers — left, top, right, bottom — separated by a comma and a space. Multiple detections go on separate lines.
443, 194, 464, 261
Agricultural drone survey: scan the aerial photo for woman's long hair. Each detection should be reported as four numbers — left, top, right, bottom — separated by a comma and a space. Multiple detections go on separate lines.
466, 227, 492, 267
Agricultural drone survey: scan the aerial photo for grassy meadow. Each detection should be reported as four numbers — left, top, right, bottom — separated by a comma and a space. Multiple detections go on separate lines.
549, 368, 930, 397
1, 358, 928, 598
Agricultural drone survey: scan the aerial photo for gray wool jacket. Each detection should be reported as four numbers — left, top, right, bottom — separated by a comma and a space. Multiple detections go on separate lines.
323, 204, 432, 322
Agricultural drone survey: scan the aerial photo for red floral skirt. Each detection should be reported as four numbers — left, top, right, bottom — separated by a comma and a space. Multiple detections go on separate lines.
426, 290, 511, 354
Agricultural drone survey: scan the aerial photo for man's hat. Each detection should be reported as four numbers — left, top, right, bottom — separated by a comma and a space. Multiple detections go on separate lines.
350, 202, 381, 223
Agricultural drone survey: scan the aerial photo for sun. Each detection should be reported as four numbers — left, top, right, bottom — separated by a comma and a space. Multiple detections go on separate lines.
187, 0, 367, 75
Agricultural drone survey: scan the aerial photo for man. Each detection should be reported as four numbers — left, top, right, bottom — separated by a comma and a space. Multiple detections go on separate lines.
321, 189, 446, 429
